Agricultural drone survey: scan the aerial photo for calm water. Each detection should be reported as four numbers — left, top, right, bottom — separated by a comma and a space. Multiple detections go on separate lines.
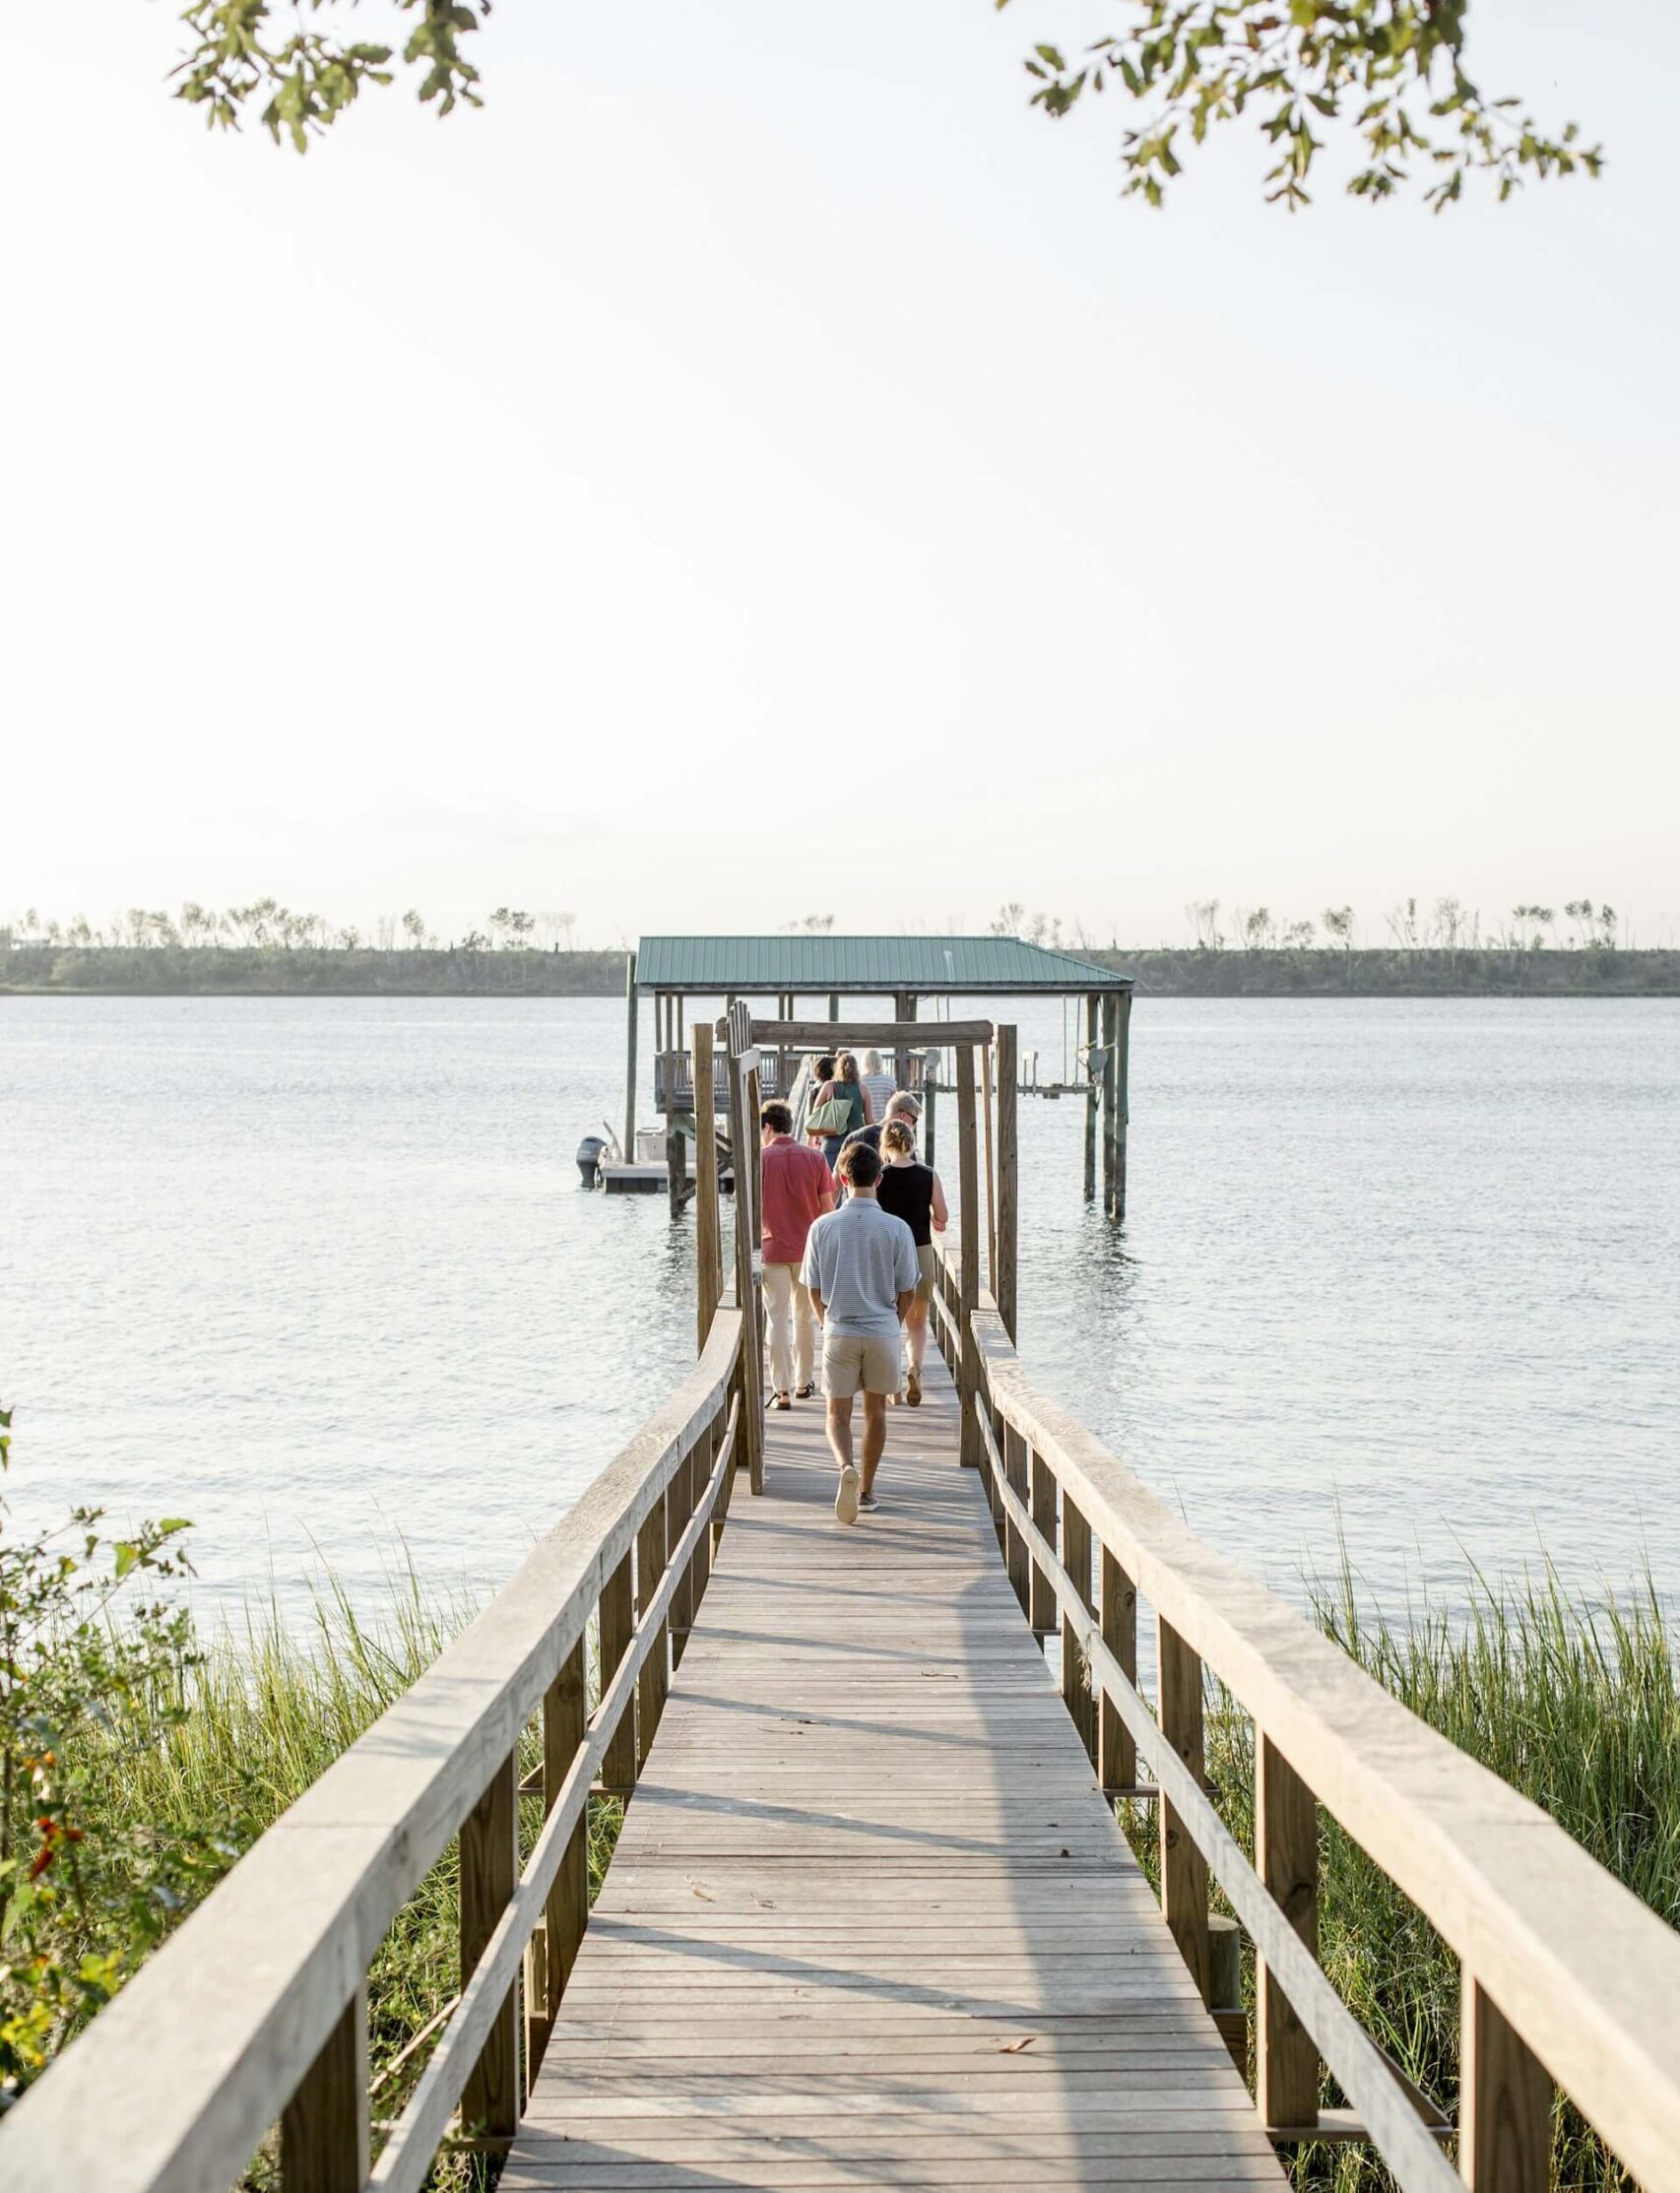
2, 997, 1676, 1623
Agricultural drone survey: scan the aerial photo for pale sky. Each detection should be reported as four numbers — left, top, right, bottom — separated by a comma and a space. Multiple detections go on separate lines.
3, 3, 1676, 949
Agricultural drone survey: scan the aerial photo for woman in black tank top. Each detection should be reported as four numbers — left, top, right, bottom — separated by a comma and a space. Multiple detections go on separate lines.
876, 1157, 935, 1244
877, 1120, 948, 1406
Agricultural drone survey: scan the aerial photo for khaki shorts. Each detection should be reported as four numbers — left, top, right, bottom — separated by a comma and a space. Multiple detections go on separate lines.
914, 1242, 937, 1304
822, 1330, 901, 1398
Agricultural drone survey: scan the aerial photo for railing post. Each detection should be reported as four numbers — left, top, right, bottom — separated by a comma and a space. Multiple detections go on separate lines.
636, 1494, 671, 1771
1061, 1494, 1096, 1765
459, 1748, 520, 2139
526, 1639, 587, 2081
601, 1549, 637, 1793
668, 1442, 696, 1669
954, 1043, 982, 1468
1157, 1617, 1212, 2004
1028, 1450, 1057, 1636
1256, 1735, 1319, 2131
281, 1983, 368, 2193
924, 1065, 937, 1169
1099, 1547, 1137, 1795
1461, 1976, 1553, 2193
1002, 1424, 1031, 1616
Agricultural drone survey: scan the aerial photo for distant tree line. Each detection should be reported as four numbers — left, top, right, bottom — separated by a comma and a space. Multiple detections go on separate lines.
986, 896, 1653, 957
0, 900, 582, 954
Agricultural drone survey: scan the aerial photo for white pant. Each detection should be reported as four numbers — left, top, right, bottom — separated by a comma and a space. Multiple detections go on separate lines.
763, 1262, 816, 1394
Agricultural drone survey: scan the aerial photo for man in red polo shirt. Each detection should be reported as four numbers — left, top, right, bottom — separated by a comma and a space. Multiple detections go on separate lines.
759, 1099, 835, 1409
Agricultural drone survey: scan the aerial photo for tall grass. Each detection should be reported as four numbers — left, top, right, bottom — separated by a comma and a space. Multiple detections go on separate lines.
81, 1561, 620, 2188
1184, 1558, 1678, 2191
70, 1549, 1677, 2192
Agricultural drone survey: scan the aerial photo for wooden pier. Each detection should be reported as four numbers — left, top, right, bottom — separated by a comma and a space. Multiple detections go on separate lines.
6, 1011, 1680, 2193
505, 1350, 1274, 2192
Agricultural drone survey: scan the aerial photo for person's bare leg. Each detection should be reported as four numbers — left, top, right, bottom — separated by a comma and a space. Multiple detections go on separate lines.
825, 1395, 855, 1474
860, 1391, 888, 1497
906, 1303, 929, 1373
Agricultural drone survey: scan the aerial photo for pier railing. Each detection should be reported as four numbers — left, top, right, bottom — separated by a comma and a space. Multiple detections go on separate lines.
0, 1306, 749, 2193
930, 1242, 1680, 2193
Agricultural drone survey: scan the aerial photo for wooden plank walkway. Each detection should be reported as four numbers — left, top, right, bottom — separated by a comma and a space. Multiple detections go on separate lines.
505, 1352, 1283, 2192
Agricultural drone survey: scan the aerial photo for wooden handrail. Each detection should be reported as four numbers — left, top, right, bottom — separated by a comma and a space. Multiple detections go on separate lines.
0, 1309, 746, 2193
932, 1240, 1680, 2191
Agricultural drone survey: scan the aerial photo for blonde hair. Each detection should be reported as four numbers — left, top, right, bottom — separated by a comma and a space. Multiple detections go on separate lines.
863, 1050, 883, 1074
881, 1120, 917, 1158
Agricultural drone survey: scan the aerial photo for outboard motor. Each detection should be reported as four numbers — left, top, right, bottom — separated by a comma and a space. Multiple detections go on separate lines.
576, 1133, 608, 1191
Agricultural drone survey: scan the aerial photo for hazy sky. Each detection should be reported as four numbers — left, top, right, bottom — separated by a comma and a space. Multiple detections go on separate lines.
3, 3, 1676, 948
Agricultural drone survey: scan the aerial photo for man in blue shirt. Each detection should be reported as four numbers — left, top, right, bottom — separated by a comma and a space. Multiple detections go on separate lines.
799, 1140, 919, 1523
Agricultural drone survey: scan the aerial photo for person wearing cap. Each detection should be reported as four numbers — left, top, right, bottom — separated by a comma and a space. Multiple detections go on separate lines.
835, 1087, 921, 1172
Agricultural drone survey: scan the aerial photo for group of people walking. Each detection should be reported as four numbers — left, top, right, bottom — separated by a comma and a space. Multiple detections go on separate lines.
758, 1050, 949, 1525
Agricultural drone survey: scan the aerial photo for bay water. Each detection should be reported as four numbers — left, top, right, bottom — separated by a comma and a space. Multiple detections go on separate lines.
2, 995, 1675, 1625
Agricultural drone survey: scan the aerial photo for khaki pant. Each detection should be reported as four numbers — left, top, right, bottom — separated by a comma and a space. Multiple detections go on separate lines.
763, 1262, 816, 1394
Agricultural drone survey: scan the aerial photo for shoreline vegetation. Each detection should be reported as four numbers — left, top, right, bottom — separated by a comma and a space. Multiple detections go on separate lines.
3, 941, 1677, 1000
7, 1513, 1674, 2190
4, 895, 1673, 998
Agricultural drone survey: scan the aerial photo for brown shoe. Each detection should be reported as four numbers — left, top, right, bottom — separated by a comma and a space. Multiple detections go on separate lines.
773, 1392, 792, 1410
906, 1367, 923, 1407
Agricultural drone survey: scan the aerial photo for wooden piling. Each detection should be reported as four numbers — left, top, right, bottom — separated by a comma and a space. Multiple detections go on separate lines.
1157, 1618, 1212, 2005
996, 1024, 1018, 1342
980, 1042, 998, 1300
281, 1985, 367, 2193
1115, 990, 1131, 1219
1083, 993, 1098, 1201
664, 1050, 683, 1218
1101, 991, 1120, 1222
1256, 1738, 1320, 2132
954, 1043, 982, 1469
621, 950, 638, 1165
459, 1749, 520, 2137
923, 1066, 937, 1168
893, 990, 917, 1091
693, 1023, 722, 1348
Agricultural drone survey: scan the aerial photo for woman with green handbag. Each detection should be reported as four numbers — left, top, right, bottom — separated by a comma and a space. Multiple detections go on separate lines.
807, 1051, 870, 1169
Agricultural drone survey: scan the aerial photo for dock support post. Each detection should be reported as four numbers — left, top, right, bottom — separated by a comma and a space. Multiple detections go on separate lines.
1256, 1738, 1320, 2133
1157, 1618, 1212, 2004
1101, 992, 1120, 1222
1099, 1549, 1136, 1797
622, 950, 638, 1166
282, 1984, 368, 2193
526, 1638, 586, 2080
954, 1043, 982, 1468
980, 1041, 998, 1300
1461, 1977, 1553, 2193
923, 1066, 937, 1168
664, 1051, 683, 1218
827, 991, 839, 1021
1114, 990, 1131, 1220
996, 1024, 1018, 1342
1061, 1494, 1096, 1765
460, 1748, 521, 2138
894, 991, 916, 1091
693, 1023, 722, 1347
725, 1013, 765, 1494
1083, 994, 1098, 1200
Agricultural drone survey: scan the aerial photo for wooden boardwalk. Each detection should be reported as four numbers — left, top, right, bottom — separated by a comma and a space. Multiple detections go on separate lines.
505, 1354, 1281, 2192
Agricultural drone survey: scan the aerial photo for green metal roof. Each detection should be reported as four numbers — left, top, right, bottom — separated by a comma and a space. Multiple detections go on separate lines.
634, 935, 1131, 993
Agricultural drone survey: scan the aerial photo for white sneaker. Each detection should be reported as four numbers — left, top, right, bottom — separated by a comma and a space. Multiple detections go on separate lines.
834, 1465, 860, 1525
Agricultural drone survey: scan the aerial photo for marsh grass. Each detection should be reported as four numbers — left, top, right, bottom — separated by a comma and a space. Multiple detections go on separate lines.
82, 1561, 620, 2189
1116, 1557, 1677, 2191
70, 1548, 1676, 2192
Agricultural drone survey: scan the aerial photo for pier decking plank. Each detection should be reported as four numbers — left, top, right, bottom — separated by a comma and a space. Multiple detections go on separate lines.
505, 1355, 1281, 2193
